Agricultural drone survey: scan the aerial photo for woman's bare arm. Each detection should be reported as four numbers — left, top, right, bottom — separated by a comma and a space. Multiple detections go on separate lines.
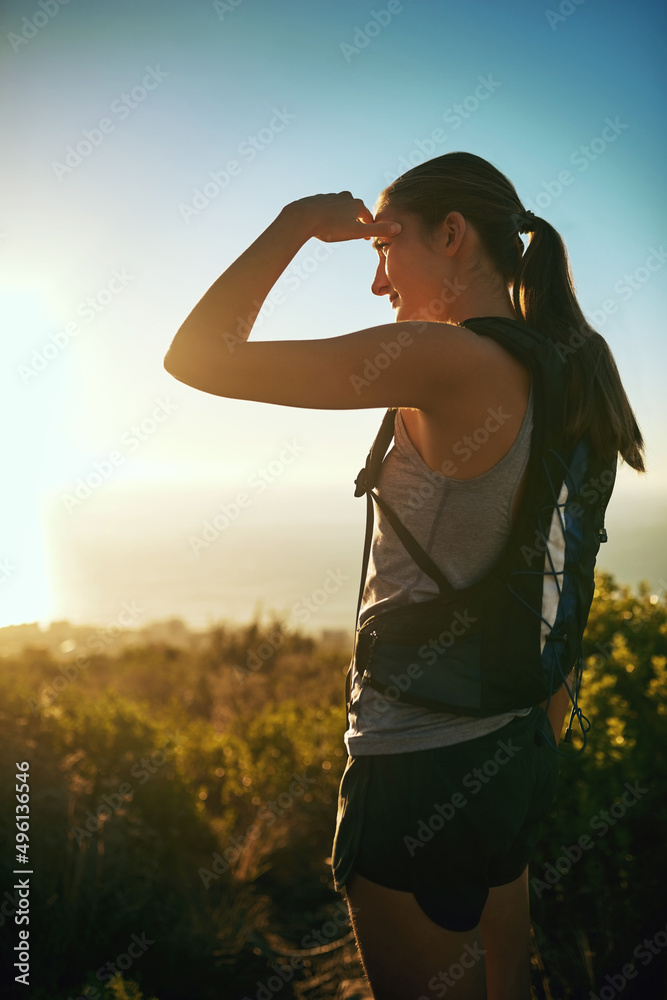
164, 202, 313, 375
163, 195, 496, 412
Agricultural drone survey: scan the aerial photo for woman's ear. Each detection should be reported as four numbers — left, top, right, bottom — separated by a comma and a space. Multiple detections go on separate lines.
436, 211, 466, 256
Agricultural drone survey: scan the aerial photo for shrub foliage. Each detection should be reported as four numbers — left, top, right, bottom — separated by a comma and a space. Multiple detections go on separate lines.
0, 574, 665, 998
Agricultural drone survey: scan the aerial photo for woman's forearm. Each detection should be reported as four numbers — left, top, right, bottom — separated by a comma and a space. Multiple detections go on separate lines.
164, 202, 312, 373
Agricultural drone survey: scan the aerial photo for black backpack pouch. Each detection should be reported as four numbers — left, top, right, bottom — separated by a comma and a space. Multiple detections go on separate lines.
353, 590, 485, 715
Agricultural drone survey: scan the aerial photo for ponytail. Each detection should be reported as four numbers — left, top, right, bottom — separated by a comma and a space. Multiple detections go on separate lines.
378, 152, 645, 473
513, 217, 645, 472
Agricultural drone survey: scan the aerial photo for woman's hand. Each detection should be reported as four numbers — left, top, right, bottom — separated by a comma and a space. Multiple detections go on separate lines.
540, 669, 576, 744
287, 192, 402, 244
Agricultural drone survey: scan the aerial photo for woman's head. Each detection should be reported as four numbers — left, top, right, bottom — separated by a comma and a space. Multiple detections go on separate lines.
369, 205, 493, 323
376, 152, 528, 288
373, 151, 645, 472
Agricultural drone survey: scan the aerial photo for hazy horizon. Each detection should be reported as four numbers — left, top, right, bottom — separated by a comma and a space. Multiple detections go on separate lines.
1, 469, 662, 636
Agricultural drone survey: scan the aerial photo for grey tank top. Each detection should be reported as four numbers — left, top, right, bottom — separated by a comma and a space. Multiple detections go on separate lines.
344, 386, 534, 756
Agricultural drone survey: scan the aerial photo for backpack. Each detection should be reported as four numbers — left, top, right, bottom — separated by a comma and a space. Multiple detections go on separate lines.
347, 316, 617, 756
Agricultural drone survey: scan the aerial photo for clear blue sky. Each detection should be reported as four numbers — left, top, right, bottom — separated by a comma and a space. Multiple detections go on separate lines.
1, 0, 666, 630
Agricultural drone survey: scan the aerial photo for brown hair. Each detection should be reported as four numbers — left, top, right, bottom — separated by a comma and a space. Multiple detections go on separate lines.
377, 151, 645, 472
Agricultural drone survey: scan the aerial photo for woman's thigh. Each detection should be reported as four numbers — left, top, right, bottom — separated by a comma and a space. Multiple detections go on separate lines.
479, 866, 532, 1000
333, 708, 557, 996
345, 870, 488, 1000
345, 867, 531, 1000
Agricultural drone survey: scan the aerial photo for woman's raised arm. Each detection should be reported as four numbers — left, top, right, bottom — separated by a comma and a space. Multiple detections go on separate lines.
163, 195, 488, 411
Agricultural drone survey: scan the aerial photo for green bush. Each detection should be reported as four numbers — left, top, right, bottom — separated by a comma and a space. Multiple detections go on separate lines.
1, 578, 664, 998
530, 573, 667, 997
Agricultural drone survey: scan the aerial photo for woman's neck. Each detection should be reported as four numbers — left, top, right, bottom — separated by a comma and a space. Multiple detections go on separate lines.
420, 267, 518, 326
451, 289, 518, 325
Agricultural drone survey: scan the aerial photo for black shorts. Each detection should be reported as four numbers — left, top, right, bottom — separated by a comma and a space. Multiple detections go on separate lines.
331, 705, 558, 931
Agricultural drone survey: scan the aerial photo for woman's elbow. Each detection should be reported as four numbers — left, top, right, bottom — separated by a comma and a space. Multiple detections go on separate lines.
163, 344, 201, 387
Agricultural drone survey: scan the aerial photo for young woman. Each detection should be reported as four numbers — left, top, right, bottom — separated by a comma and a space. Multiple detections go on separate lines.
164, 152, 644, 1000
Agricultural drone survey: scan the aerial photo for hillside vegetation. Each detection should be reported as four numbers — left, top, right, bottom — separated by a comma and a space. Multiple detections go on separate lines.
0, 572, 665, 999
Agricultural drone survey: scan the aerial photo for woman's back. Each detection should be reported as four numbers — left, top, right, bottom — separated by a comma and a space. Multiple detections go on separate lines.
345, 329, 536, 755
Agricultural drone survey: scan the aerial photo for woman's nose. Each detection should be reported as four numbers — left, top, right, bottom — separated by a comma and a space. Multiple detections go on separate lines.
371, 258, 391, 298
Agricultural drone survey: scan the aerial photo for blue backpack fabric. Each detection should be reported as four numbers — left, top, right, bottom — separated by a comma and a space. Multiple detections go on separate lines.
348, 316, 617, 756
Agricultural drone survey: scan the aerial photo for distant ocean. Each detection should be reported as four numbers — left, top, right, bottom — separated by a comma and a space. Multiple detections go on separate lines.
38, 481, 364, 635
26, 478, 667, 634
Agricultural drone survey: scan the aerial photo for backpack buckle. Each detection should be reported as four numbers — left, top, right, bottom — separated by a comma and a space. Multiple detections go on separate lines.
354, 468, 367, 497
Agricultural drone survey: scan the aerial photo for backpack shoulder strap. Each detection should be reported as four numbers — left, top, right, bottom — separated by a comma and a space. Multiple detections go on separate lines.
352, 408, 457, 631
368, 488, 454, 596
354, 408, 398, 497
352, 408, 397, 629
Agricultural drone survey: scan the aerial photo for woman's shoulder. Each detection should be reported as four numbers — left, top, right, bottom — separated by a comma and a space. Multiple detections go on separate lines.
416, 320, 531, 415
399, 323, 532, 480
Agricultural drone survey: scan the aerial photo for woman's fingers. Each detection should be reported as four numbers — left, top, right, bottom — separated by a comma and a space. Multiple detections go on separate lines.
320, 219, 401, 242
353, 203, 403, 241
350, 199, 402, 239
328, 198, 403, 241
356, 220, 402, 237
353, 203, 402, 239
293, 192, 401, 242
